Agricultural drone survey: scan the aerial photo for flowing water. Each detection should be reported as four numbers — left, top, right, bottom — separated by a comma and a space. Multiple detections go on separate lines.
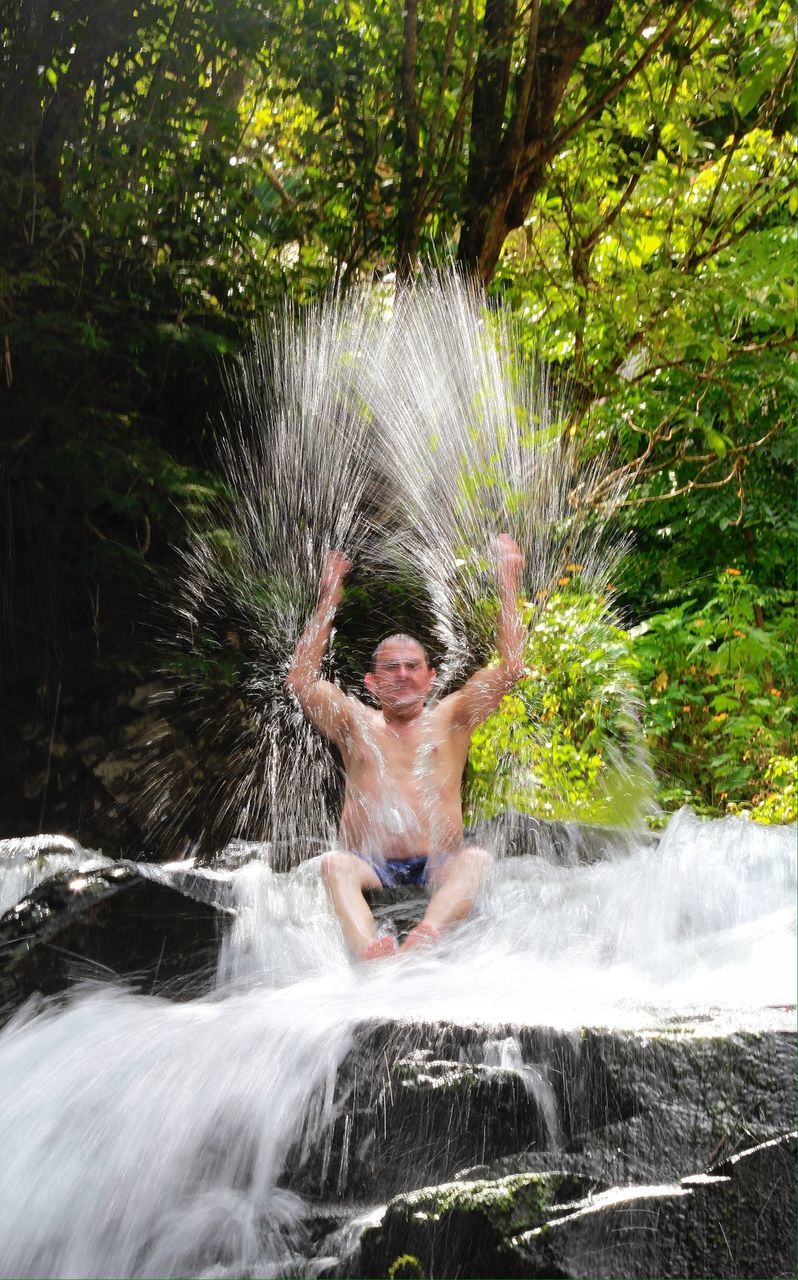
0, 811, 794, 1278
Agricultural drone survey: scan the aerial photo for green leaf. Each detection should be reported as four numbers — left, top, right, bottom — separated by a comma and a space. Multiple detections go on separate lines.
704, 428, 728, 458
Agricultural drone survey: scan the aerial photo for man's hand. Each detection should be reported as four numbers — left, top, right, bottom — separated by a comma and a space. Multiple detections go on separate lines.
320, 549, 352, 608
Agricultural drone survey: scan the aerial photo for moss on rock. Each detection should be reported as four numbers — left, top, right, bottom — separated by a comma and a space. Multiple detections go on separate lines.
358, 1171, 598, 1278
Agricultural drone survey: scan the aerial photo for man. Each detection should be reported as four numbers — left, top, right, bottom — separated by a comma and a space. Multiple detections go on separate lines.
285, 535, 525, 960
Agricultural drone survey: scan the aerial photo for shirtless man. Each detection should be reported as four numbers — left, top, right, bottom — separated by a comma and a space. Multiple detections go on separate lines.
285, 536, 525, 960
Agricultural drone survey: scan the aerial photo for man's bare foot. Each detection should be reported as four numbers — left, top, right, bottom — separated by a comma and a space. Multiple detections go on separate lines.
400, 922, 441, 952
362, 935, 399, 961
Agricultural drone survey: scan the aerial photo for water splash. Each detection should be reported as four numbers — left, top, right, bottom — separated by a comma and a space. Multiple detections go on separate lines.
351, 275, 627, 683
0, 812, 794, 1276
212, 809, 796, 1019
140, 273, 636, 860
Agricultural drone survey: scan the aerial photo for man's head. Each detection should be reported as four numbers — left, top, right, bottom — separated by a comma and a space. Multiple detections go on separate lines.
364, 633, 436, 720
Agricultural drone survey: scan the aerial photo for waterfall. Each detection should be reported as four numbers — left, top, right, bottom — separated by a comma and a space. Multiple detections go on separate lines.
0, 812, 793, 1277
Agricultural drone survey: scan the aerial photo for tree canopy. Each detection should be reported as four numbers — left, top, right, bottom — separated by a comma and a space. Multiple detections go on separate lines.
0, 0, 795, 828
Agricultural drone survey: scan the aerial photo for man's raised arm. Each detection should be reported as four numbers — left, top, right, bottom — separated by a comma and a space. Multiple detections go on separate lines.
285, 550, 354, 743
445, 534, 526, 732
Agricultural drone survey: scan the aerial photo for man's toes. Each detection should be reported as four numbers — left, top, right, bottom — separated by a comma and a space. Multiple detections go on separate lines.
362, 935, 398, 961
400, 922, 441, 952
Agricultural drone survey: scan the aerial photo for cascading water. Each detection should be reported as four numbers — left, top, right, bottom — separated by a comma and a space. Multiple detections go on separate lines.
0, 276, 794, 1277
0, 814, 794, 1277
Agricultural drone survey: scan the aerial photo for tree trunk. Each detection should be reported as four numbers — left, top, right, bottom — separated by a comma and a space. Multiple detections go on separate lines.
33, 0, 140, 206
458, 0, 616, 283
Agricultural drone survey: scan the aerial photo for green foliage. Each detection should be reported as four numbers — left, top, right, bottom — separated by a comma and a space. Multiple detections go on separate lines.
466, 590, 648, 825
0, 0, 264, 680
741, 756, 798, 825
631, 571, 796, 815
388, 1255, 426, 1280
493, 0, 796, 610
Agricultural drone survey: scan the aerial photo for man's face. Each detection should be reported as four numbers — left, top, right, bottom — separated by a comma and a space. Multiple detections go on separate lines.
364, 638, 435, 719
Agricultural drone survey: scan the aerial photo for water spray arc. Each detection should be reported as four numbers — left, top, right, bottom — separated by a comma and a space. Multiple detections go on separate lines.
145, 273, 635, 861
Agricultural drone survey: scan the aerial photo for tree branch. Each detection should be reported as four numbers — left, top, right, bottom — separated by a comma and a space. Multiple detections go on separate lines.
504, 0, 542, 157
397, 0, 420, 280
546, 0, 695, 160
425, 0, 463, 165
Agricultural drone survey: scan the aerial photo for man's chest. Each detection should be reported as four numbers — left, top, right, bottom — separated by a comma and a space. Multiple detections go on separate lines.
345, 714, 467, 783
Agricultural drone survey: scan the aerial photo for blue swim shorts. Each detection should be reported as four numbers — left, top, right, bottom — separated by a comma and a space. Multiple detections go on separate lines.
355, 852, 454, 888
358, 854, 429, 888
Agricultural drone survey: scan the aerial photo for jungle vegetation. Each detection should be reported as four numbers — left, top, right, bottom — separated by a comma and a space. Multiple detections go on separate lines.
1, 0, 795, 825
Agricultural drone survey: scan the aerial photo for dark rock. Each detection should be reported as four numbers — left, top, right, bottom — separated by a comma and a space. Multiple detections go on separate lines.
0, 864, 230, 1018
288, 1015, 797, 1276
508, 1131, 797, 1279
286, 1016, 796, 1207
357, 1171, 602, 1279
349, 1131, 797, 1279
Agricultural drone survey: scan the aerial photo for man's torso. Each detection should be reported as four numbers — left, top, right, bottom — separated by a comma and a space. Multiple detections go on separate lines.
337, 699, 470, 858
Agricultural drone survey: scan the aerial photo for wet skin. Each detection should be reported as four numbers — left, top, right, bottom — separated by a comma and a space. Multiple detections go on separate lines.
285, 542, 524, 955
340, 638, 476, 859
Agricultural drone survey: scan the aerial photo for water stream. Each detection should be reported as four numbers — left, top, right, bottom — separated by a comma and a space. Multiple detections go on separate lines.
0, 811, 794, 1277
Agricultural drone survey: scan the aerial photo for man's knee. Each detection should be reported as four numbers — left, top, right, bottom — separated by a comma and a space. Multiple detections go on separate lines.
321, 850, 378, 890
430, 844, 492, 888
461, 844, 494, 875
461, 844, 493, 878
320, 851, 349, 884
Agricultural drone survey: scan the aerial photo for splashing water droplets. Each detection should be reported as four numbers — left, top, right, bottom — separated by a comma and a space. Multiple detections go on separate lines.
144, 274, 632, 858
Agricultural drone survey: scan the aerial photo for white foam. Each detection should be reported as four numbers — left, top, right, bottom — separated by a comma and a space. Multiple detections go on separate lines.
0, 810, 793, 1277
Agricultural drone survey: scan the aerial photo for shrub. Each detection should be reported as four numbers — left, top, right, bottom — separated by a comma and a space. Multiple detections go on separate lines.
465, 591, 649, 825
631, 571, 796, 816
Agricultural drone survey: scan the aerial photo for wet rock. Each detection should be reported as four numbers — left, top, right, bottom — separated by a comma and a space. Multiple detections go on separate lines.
291, 1014, 796, 1276
0, 864, 230, 1018
286, 1022, 575, 1202
288, 1016, 796, 1210
508, 1132, 797, 1279
357, 1171, 601, 1279
349, 1130, 796, 1279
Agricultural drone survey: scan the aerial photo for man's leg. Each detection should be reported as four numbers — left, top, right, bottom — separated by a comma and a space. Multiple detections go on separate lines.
401, 845, 492, 950
320, 851, 385, 959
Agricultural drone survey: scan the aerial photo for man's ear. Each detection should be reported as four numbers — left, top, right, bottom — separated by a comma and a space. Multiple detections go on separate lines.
364, 671, 376, 696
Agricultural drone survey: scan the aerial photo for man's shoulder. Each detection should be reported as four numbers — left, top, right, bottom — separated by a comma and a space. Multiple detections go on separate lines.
341, 694, 379, 731
429, 689, 472, 732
